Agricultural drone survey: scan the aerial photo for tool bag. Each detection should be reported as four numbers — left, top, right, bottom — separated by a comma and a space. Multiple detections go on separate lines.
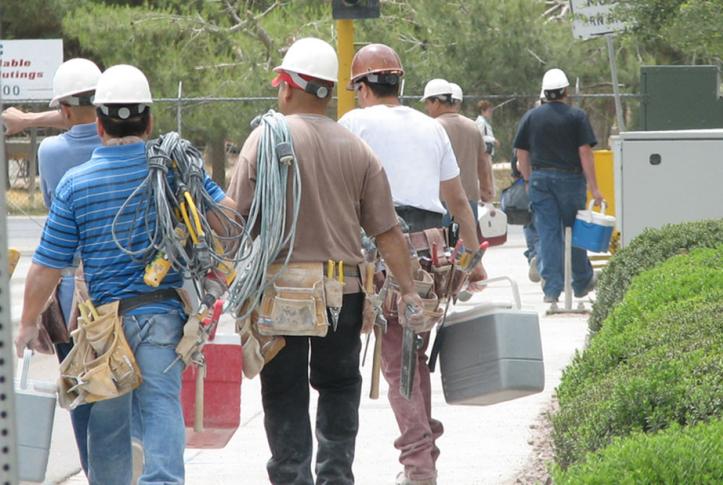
256, 262, 330, 337
500, 178, 532, 225
384, 261, 444, 333
58, 300, 142, 409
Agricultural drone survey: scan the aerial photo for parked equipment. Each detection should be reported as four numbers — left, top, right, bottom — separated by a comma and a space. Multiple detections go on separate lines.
438, 277, 544, 406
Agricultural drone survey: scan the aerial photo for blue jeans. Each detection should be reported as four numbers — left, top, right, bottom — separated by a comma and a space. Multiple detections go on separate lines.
86, 311, 186, 485
529, 170, 593, 298
523, 222, 539, 263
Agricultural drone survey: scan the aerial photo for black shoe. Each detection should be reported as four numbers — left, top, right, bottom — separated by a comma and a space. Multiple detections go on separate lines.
575, 273, 598, 298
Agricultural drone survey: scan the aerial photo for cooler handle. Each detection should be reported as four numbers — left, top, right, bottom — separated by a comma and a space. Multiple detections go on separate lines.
586, 199, 607, 214
18, 348, 32, 390
475, 276, 522, 310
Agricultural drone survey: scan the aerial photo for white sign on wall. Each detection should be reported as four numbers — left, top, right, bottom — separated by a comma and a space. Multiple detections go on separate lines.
0, 39, 63, 101
569, 0, 625, 40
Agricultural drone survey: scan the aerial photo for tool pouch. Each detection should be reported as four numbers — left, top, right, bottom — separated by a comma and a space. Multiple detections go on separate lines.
359, 262, 380, 334
58, 300, 142, 409
257, 262, 329, 337
383, 266, 442, 333
431, 264, 468, 301
236, 311, 286, 379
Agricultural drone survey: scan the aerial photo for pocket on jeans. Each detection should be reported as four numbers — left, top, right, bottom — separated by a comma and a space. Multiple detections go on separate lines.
144, 312, 183, 347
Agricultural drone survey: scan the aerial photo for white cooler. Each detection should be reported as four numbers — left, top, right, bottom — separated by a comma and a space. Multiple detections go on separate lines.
439, 277, 544, 406
15, 349, 56, 482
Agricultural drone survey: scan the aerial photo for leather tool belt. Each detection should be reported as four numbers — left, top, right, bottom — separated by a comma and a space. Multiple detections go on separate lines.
58, 300, 142, 410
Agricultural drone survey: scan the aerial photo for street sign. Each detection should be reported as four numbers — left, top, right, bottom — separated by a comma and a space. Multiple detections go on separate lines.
569, 1, 625, 40
0, 39, 63, 100
332, 0, 380, 20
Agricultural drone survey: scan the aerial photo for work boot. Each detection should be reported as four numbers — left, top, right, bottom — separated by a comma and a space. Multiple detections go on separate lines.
528, 256, 541, 283
395, 471, 437, 485
574, 272, 598, 298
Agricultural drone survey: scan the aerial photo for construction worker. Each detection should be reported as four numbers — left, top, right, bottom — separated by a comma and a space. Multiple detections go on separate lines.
226, 37, 423, 485
514, 68, 602, 302
422, 78, 495, 225
36, 57, 104, 477
15, 64, 234, 485
339, 44, 484, 485
475, 99, 499, 157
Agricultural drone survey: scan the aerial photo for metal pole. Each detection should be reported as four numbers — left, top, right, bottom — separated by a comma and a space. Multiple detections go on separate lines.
336, 19, 355, 119
606, 34, 626, 132
177, 81, 183, 136
563, 227, 573, 310
0, 35, 21, 485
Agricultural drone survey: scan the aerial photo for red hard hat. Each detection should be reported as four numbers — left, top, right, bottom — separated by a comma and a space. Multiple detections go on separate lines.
348, 43, 404, 90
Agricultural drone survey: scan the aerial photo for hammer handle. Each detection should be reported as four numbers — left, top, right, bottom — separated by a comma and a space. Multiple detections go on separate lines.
369, 325, 383, 399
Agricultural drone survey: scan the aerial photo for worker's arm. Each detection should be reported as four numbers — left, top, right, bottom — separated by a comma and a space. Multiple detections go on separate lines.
478, 151, 495, 203
517, 149, 531, 182
2, 107, 67, 135
579, 145, 603, 205
441, 176, 486, 282
207, 196, 239, 236
15, 263, 62, 357
375, 225, 424, 325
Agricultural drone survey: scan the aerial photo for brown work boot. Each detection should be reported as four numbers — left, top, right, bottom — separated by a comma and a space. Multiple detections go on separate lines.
395, 471, 437, 485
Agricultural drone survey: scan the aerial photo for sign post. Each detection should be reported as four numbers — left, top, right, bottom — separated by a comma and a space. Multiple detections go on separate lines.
569, 1, 626, 131
0, 39, 63, 101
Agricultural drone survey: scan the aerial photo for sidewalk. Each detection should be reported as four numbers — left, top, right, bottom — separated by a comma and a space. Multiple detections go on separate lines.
8, 220, 591, 485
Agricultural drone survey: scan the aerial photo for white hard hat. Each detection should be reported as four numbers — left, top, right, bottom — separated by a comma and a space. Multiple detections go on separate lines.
49, 58, 102, 108
541, 68, 569, 91
93, 65, 153, 107
421, 78, 453, 101
449, 82, 463, 102
274, 37, 338, 83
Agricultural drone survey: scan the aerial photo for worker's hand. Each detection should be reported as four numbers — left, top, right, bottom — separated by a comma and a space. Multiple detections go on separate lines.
398, 292, 425, 331
15, 323, 40, 358
591, 188, 604, 207
1, 107, 29, 136
467, 261, 487, 288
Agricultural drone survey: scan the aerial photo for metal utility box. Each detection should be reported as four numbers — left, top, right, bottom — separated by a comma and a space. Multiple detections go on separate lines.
640, 65, 723, 131
612, 129, 723, 246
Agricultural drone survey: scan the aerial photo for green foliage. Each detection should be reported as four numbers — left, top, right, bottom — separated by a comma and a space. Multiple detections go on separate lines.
589, 219, 723, 332
552, 419, 723, 485
552, 247, 723, 468
617, 0, 723, 63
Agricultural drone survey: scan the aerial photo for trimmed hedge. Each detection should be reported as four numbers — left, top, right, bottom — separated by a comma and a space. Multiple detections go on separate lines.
560, 247, 723, 398
552, 419, 723, 485
552, 247, 723, 468
589, 218, 723, 332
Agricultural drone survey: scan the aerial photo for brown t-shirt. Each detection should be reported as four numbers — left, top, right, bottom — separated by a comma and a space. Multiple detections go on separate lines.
436, 113, 494, 202
227, 113, 398, 267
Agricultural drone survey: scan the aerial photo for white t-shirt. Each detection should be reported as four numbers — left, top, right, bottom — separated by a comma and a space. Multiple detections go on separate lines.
339, 104, 460, 214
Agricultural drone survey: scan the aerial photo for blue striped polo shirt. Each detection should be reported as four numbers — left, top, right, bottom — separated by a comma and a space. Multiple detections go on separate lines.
33, 141, 226, 315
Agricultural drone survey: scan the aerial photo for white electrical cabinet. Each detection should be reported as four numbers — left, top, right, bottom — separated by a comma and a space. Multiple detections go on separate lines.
612, 129, 723, 246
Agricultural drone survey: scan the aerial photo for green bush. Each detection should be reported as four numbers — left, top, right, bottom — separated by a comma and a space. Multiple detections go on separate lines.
552, 248, 723, 468
552, 419, 723, 485
589, 219, 723, 332
560, 247, 723, 398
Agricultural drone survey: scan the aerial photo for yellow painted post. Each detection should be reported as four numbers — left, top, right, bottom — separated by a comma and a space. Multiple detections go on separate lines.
588, 150, 615, 216
336, 19, 355, 119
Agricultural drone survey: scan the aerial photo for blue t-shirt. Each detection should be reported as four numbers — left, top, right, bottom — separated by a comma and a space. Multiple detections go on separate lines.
513, 102, 597, 170
38, 122, 101, 209
33, 141, 226, 315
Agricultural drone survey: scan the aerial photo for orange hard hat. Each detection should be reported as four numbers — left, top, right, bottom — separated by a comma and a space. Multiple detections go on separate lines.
348, 43, 404, 90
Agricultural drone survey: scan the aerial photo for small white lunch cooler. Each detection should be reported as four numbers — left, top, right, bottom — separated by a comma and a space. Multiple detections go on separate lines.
477, 203, 508, 247
572, 200, 616, 253
439, 277, 544, 406
15, 349, 57, 482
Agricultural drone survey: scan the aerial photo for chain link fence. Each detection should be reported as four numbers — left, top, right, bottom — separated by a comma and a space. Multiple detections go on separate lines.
3, 92, 640, 215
